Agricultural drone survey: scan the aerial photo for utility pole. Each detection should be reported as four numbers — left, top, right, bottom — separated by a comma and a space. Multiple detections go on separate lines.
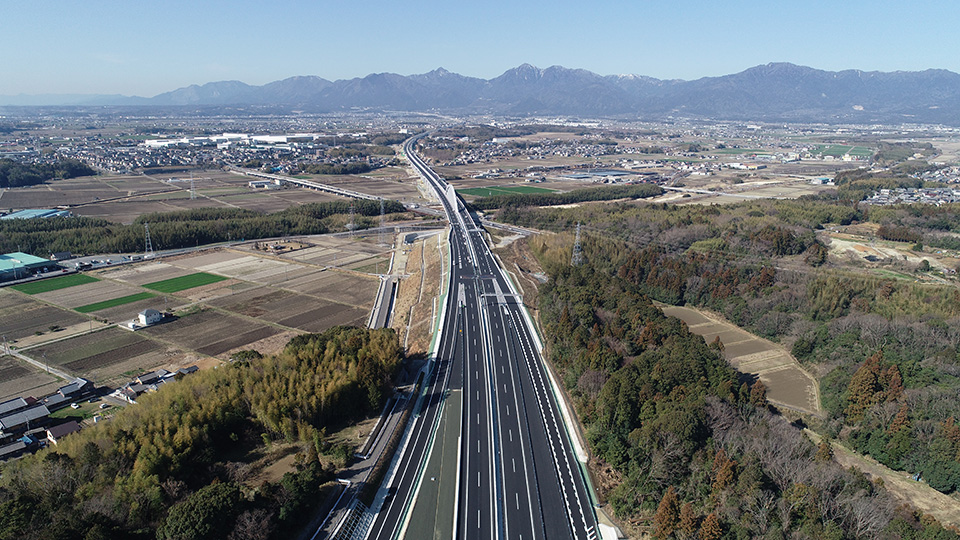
572, 221, 584, 267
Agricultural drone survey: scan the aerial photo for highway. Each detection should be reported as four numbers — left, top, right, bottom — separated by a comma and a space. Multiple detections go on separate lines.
364, 134, 597, 540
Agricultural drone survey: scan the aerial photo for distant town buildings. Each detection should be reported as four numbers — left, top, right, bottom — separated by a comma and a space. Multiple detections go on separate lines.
862, 187, 960, 206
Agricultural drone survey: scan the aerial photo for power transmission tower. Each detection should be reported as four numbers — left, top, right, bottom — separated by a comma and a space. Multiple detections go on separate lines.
144, 223, 154, 256
348, 201, 356, 233
571, 221, 584, 266
190, 172, 196, 199
378, 199, 386, 245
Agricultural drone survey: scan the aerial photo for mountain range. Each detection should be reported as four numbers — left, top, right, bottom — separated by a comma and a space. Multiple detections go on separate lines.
4, 63, 960, 125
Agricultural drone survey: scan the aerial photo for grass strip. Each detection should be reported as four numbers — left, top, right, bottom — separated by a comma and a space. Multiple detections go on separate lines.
457, 185, 554, 197
143, 272, 227, 293
11, 273, 99, 294
75, 292, 156, 313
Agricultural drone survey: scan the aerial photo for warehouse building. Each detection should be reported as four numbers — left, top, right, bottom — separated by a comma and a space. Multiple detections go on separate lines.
0, 252, 62, 282
1, 209, 72, 220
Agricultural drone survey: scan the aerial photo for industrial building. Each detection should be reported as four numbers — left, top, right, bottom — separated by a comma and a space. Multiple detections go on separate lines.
0, 252, 62, 282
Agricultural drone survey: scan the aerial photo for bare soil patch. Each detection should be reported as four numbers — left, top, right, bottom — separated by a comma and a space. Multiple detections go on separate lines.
392, 231, 445, 355
493, 235, 546, 311
0, 356, 61, 401
26, 327, 184, 383
223, 330, 300, 360
0, 291, 87, 341
34, 280, 142, 309
282, 270, 378, 308
140, 309, 280, 359
98, 262, 191, 286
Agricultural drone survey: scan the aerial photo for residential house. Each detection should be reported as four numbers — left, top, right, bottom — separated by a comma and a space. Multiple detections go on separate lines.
46, 421, 81, 445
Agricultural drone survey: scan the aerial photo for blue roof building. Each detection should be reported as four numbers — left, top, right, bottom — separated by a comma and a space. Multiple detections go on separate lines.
1, 209, 72, 220
0, 252, 61, 282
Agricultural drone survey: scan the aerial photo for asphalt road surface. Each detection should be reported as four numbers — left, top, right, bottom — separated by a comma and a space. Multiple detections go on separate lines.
365, 135, 597, 540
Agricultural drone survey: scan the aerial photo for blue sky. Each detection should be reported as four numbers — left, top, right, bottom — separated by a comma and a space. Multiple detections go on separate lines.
3, 0, 958, 96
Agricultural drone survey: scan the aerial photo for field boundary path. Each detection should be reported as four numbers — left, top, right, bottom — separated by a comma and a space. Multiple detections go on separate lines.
2, 343, 71, 381
658, 303, 822, 416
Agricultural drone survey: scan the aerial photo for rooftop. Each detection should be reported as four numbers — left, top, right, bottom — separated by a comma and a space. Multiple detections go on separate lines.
1, 209, 71, 220
0, 252, 50, 271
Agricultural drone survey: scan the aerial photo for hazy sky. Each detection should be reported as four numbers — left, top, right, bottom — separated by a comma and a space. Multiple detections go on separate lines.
3, 0, 959, 96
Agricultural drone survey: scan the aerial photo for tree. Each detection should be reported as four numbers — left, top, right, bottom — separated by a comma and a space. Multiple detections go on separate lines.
156, 482, 243, 540
846, 352, 883, 421
653, 486, 680, 539
886, 403, 910, 436
712, 449, 736, 491
815, 439, 834, 463
881, 365, 904, 402
678, 502, 698, 539
699, 513, 723, 540
750, 380, 767, 407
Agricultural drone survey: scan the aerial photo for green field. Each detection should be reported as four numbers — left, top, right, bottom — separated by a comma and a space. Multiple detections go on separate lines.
457, 185, 555, 197
76, 292, 156, 313
712, 148, 769, 155
815, 145, 873, 157
11, 274, 99, 295
143, 272, 228, 293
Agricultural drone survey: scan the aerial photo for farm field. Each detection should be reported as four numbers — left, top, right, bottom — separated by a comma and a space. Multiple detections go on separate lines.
95, 262, 192, 286
0, 289, 87, 341
1, 236, 387, 391
143, 272, 227, 293
279, 269, 378, 307
140, 309, 281, 357
0, 356, 62, 402
457, 185, 555, 197
6, 167, 425, 224
208, 288, 368, 333
28, 327, 170, 383
75, 292, 157, 313
297, 167, 426, 203
659, 304, 821, 416
34, 280, 146, 310
814, 144, 873, 157
0, 175, 152, 210
11, 273, 99, 295
86, 295, 184, 323
347, 255, 392, 274
167, 251, 309, 283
